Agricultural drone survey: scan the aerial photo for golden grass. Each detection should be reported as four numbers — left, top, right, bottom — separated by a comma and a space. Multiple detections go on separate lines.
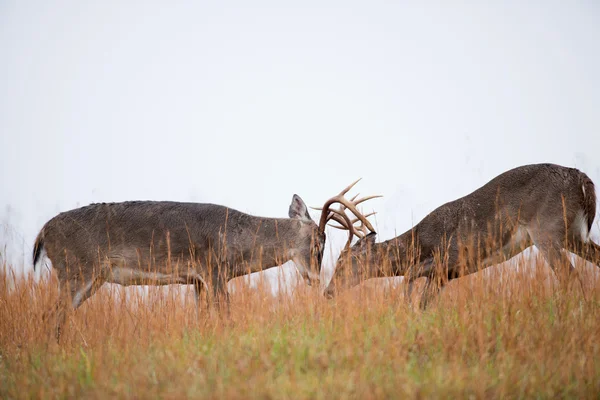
1, 254, 599, 399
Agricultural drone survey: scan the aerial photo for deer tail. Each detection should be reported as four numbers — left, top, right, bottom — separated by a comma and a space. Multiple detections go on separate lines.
32, 229, 45, 271
579, 172, 597, 234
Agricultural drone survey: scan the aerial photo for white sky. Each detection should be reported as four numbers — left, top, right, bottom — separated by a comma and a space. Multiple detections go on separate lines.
1, 1, 599, 290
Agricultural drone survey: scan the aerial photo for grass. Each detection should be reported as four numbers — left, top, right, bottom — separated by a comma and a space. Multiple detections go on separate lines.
0, 254, 599, 399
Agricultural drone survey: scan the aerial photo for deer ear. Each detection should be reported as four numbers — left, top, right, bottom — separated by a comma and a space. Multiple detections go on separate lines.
289, 194, 312, 221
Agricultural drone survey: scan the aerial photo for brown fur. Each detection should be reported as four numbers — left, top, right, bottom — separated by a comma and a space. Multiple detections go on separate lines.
34, 196, 325, 341
326, 163, 600, 307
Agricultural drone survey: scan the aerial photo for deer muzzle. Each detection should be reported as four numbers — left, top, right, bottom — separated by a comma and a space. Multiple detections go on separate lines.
323, 283, 336, 299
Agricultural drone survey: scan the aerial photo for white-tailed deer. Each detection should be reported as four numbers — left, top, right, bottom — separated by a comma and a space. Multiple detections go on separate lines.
324, 163, 600, 308
33, 181, 378, 341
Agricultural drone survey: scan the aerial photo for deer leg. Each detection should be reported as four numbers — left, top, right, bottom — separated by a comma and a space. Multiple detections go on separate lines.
527, 222, 578, 284
418, 243, 462, 310
404, 278, 448, 310
402, 257, 448, 310
548, 246, 584, 295
402, 256, 435, 306
54, 278, 69, 343
192, 277, 209, 319
403, 277, 417, 305
402, 275, 423, 310
419, 253, 456, 310
193, 279, 205, 305
568, 237, 600, 268
55, 267, 105, 343
211, 281, 230, 317
530, 231, 583, 294
419, 276, 448, 310
207, 268, 230, 318
564, 237, 600, 297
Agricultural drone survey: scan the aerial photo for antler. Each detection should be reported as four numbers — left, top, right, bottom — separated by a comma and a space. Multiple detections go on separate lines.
311, 178, 381, 249
328, 211, 378, 238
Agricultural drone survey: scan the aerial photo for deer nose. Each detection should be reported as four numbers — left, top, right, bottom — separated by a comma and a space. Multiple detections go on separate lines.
323, 286, 335, 299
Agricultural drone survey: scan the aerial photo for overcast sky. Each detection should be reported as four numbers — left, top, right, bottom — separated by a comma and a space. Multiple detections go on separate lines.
1, 1, 599, 290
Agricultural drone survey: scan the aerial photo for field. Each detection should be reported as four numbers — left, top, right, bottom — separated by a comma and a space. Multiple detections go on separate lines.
1, 254, 599, 399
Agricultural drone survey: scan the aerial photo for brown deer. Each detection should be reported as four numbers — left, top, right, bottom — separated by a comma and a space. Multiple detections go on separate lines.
323, 163, 600, 308
33, 180, 378, 340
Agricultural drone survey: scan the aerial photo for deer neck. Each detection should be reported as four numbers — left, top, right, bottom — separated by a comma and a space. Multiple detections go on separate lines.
375, 228, 421, 277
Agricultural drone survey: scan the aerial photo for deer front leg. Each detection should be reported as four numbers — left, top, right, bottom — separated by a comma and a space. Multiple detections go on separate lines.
404, 278, 417, 305
402, 257, 437, 308
192, 277, 209, 319
207, 266, 230, 318
418, 277, 448, 310
413, 252, 456, 310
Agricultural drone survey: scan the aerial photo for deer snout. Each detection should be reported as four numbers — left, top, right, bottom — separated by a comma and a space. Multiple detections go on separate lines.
323, 285, 335, 299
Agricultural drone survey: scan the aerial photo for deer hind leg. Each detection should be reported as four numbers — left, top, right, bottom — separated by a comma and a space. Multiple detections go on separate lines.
54, 262, 105, 343
568, 237, 600, 269
565, 236, 600, 297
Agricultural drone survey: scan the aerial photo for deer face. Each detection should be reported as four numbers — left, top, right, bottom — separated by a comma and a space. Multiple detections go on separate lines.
289, 194, 325, 286
324, 232, 377, 298
310, 225, 326, 275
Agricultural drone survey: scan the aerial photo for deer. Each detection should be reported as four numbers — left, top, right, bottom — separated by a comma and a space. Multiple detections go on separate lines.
32, 180, 379, 341
322, 163, 600, 309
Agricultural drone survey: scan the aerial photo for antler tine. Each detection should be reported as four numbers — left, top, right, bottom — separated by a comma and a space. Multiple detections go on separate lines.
311, 192, 360, 212
317, 203, 362, 249
317, 178, 381, 251
327, 212, 351, 230
335, 192, 360, 215
327, 207, 377, 243
335, 220, 369, 239
347, 211, 377, 225
326, 204, 357, 249
327, 207, 375, 224
312, 197, 377, 216
355, 218, 371, 238
330, 196, 379, 233
339, 178, 362, 197
329, 221, 365, 250
329, 223, 349, 231
354, 194, 383, 206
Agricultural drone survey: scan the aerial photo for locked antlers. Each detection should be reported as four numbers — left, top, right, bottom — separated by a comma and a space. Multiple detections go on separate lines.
312, 179, 381, 249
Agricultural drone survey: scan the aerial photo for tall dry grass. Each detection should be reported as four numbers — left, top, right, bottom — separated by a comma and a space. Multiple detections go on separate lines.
0, 251, 599, 399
